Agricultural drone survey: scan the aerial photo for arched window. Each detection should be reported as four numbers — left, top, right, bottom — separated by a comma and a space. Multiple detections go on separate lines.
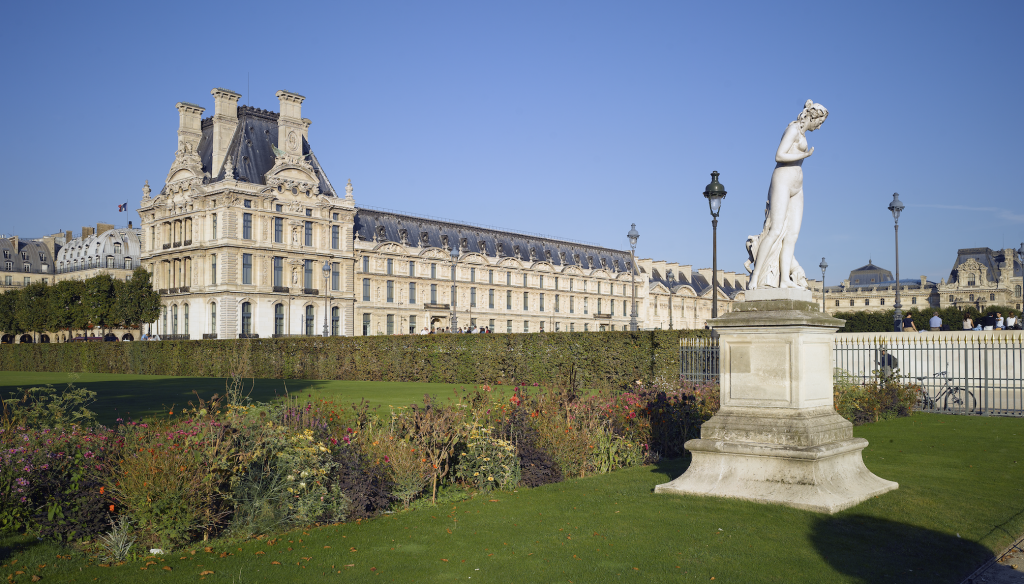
274, 303, 284, 335
172, 305, 178, 334
241, 302, 252, 335
305, 305, 315, 336
124, 258, 132, 270
210, 302, 217, 334
113, 243, 122, 254
332, 307, 339, 336
880, 298, 885, 305
183, 303, 189, 335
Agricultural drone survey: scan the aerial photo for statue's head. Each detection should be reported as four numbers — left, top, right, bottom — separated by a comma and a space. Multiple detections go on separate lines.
798, 99, 828, 131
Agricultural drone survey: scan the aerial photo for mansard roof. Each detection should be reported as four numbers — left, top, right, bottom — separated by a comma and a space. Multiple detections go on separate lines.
947, 247, 1021, 284
0, 239, 54, 274
354, 208, 633, 272
163, 106, 337, 197
55, 228, 142, 273
848, 260, 895, 287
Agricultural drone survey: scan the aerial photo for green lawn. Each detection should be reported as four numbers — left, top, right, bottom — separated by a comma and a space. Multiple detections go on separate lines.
0, 371, 465, 426
2, 412, 1023, 583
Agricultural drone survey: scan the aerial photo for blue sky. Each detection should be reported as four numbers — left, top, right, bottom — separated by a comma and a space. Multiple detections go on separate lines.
3, 1, 1021, 284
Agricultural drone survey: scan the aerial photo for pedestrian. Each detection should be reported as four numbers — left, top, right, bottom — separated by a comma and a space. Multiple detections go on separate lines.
929, 312, 942, 331
420, 326, 429, 335
983, 312, 996, 331
877, 348, 898, 378
995, 313, 1004, 330
902, 313, 917, 332
962, 316, 974, 330
1006, 312, 1018, 329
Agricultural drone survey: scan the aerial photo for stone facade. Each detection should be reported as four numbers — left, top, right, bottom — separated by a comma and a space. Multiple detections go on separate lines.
54, 224, 142, 283
936, 247, 1023, 312
137, 88, 743, 338
0, 234, 62, 291
811, 260, 940, 314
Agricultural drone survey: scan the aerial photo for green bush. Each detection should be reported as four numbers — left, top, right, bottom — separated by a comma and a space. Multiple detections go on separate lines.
455, 423, 521, 492
0, 330, 707, 391
833, 369, 922, 424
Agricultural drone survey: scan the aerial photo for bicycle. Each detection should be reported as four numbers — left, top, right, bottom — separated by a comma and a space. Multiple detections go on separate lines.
914, 371, 977, 413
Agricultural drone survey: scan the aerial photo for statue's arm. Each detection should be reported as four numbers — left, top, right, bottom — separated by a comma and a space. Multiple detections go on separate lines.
775, 125, 813, 163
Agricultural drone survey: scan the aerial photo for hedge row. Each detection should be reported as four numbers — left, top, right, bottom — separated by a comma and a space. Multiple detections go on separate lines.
0, 330, 708, 390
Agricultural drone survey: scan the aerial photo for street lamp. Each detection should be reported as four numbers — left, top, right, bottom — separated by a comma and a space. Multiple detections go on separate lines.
819, 257, 828, 313
627, 223, 640, 332
888, 193, 905, 332
322, 261, 331, 336
450, 245, 460, 332
703, 171, 727, 320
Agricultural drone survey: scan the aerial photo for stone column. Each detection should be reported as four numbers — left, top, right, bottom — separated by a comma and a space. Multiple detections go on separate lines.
655, 289, 898, 514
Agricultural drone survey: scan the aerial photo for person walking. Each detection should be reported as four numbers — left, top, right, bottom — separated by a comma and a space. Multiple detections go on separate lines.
902, 313, 917, 332
929, 312, 942, 331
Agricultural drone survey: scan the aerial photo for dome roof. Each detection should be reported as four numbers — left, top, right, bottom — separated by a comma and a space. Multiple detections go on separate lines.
56, 228, 142, 274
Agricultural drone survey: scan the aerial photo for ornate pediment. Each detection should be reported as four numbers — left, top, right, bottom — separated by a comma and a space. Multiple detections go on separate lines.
461, 253, 486, 265
265, 152, 320, 196
420, 248, 450, 260
498, 257, 523, 269
375, 243, 403, 255
533, 262, 553, 272
562, 266, 584, 276
164, 141, 206, 194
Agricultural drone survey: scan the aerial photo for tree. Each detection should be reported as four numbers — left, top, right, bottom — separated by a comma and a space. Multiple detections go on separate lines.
114, 268, 162, 331
0, 289, 25, 337
48, 279, 87, 338
15, 282, 51, 342
83, 274, 117, 334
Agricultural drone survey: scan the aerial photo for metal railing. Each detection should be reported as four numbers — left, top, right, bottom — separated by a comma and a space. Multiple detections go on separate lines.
680, 334, 1024, 416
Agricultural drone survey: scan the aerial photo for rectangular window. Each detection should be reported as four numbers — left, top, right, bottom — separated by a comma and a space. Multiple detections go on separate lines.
362, 256, 369, 272
409, 315, 417, 335
470, 267, 476, 282
488, 270, 493, 284
332, 263, 339, 290
387, 280, 394, 302
598, 298, 602, 314
539, 293, 545, 312
431, 263, 437, 279
523, 292, 529, 311
363, 278, 371, 301
304, 260, 313, 289
488, 288, 494, 309
244, 199, 252, 208
569, 279, 574, 291
583, 281, 587, 292
523, 274, 528, 287
506, 272, 511, 286
507, 320, 512, 333
507, 290, 512, 310
555, 295, 560, 312
539, 275, 544, 289
409, 282, 416, 303
597, 282, 602, 295
273, 257, 283, 287
243, 213, 252, 239
409, 261, 415, 277
276, 204, 283, 212
387, 259, 393, 275
106, 256, 114, 269
242, 253, 252, 284
570, 323, 575, 332
524, 321, 529, 333
41, 278, 48, 285
451, 265, 456, 281
275, 217, 283, 243
584, 323, 589, 332
304, 221, 313, 246
610, 299, 615, 316
431, 284, 437, 304
570, 296, 574, 314
555, 277, 559, 290
539, 321, 545, 333
333, 213, 338, 220
24, 277, 30, 286
489, 319, 495, 330
363, 313, 371, 336
387, 314, 394, 335
305, 208, 312, 217
211, 254, 217, 284
331, 225, 339, 249
275, 304, 284, 335
211, 303, 217, 333
470, 287, 477, 307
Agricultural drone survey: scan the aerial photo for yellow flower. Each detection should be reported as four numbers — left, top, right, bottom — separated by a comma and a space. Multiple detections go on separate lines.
488, 477, 494, 481
473, 472, 479, 476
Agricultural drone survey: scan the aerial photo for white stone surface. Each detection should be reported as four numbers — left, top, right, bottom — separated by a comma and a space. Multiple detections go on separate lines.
745, 100, 828, 291
742, 287, 813, 302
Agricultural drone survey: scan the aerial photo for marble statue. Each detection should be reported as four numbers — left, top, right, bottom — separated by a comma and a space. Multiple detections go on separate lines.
745, 100, 828, 290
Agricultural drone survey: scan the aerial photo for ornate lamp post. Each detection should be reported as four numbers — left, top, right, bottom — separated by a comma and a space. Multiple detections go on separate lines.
450, 245, 460, 332
819, 257, 828, 313
322, 261, 331, 336
627, 223, 640, 332
703, 171, 727, 320
888, 193, 905, 331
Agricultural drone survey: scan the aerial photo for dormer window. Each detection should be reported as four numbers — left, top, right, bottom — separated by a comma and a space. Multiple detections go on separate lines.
113, 243, 122, 254
23, 264, 31, 272
21, 252, 28, 260
244, 200, 252, 208
41, 265, 48, 273
968, 275, 976, 286
2, 250, 8, 258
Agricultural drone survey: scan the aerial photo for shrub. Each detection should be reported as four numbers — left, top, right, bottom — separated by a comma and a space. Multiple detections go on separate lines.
455, 423, 521, 492
834, 368, 922, 424
1, 382, 98, 432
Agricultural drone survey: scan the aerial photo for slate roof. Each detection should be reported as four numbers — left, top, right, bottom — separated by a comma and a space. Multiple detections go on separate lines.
947, 247, 1022, 284
848, 260, 895, 287
0, 239, 54, 274
56, 228, 142, 274
353, 208, 633, 273
165, 106, 337, 197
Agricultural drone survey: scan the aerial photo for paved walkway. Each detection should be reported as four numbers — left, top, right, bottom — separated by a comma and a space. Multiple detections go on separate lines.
964, 537, 1024, 584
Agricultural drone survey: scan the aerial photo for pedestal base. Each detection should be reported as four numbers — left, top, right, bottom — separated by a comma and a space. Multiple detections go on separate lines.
654, 436, 898, 514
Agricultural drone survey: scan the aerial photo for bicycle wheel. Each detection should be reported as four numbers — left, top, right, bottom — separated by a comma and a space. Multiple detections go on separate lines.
916, 391, 934, 411
944, 389, 977, 414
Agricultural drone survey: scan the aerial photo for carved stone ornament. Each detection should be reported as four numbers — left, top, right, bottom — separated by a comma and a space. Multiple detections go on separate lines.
420, 232, 430, 247
224, 156, 234, 179
142, 180, 152, 201
399, 229, 409, 245
345, 179, 354, 199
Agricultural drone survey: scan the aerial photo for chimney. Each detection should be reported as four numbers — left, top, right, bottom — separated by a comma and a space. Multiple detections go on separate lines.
65, 231, 73, 242
210, 88, 241, 177
275, 90, 306, 157
10, 236, 18, 251
174, 102, 206, 155
302, 118, 312, 141
679, 265, 692, 282
97, 223, 114, 236
128, 220, 133, 229
82, 226, 94, 239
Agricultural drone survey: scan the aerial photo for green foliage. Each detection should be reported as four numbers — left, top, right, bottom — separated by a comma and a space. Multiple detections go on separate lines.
15, 282, 51, 340
1, 382, 98, 432
48, 279, 88, 337
0, 290, 25, 336
0, 329, 707, 391
455, 423, 521, 492
833, 368, 922, 424
834, 304, 1021, 333
114, 268, 162, 330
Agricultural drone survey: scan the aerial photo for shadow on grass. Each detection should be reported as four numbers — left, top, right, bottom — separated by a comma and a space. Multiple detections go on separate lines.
811, 514, 993, 583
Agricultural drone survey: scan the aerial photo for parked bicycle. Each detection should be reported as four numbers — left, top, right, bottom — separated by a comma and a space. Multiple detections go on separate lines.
914, 371, 977, 413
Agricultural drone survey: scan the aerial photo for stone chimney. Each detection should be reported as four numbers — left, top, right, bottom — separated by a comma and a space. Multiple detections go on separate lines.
65, 231, 73, 242
128, 220, 133, 229
275, 90, 306, 157
697, 268, 712, 284
96, 223, 114, 236
9, 236, 18, 251
210, 88, 241, 177
679, 265, 692, 282
302, 118, 312, 141
82, 226, 94, 239
174, 102, 206, 154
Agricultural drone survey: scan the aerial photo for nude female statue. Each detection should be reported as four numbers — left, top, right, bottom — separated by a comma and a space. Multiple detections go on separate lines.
745, 100, 828, 289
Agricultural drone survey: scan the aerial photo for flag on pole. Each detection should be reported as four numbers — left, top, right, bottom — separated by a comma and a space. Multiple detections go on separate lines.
118, 202, 128, 212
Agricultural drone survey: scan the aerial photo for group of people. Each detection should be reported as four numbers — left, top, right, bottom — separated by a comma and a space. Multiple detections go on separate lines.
419, 325, 492, 335
901, 311, 1020, 332
140, 332, 162, 341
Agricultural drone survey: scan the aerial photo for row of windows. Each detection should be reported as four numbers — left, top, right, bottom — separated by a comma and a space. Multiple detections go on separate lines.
56, 257, 132, 272
2, 276, 45, 286
239, 213, 341, 250
358, 314, 610, 335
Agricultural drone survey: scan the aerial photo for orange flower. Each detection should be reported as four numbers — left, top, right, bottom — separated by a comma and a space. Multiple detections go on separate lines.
168, 410, 174, 416
99, 486, 105, 495
109, 505, 115, 512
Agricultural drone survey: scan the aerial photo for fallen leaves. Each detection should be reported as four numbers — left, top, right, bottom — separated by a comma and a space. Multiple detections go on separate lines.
200, 571, 214, 576
271, 561, 281, 565
162, 566, 172, 571
31, 576, 42, 582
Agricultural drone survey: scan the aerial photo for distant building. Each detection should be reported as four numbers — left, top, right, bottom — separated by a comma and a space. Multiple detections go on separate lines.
812, 260, 939, 314
0, 233, 63, 290
937, 247, 1023, 312
55, 223, 143, 282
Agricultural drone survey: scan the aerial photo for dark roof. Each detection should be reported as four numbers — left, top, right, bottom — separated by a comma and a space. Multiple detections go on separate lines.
171, 106, 336, 197
848, 260, 895, 288
947, 247, 1021, 284
0, 239, 55, 274
353, 208, 632, 272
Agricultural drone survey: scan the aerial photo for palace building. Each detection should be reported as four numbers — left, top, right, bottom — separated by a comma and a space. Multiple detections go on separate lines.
136, 87, 743, 339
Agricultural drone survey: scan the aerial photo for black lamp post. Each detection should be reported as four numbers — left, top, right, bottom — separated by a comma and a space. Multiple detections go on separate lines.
627, 223, 640, 331
819, 257, 828, 313
322, 261, 331, 336
888, 193, 905, 331
450, 246, 460, 332
703, 171, 727, 320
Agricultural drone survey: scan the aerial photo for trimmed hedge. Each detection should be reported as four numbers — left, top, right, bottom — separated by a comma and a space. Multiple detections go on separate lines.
0, 330, 708, 390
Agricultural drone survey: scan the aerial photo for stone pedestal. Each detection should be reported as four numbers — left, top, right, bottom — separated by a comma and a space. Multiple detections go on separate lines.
655, 292, 898, 514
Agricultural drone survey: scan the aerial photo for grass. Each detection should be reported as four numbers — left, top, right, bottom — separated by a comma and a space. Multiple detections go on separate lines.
1, 412, 1022, 583
0, 371, 463, 426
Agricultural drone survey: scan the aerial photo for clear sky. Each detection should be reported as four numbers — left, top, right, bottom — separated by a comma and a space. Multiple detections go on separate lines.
3, 1, 1021, 285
